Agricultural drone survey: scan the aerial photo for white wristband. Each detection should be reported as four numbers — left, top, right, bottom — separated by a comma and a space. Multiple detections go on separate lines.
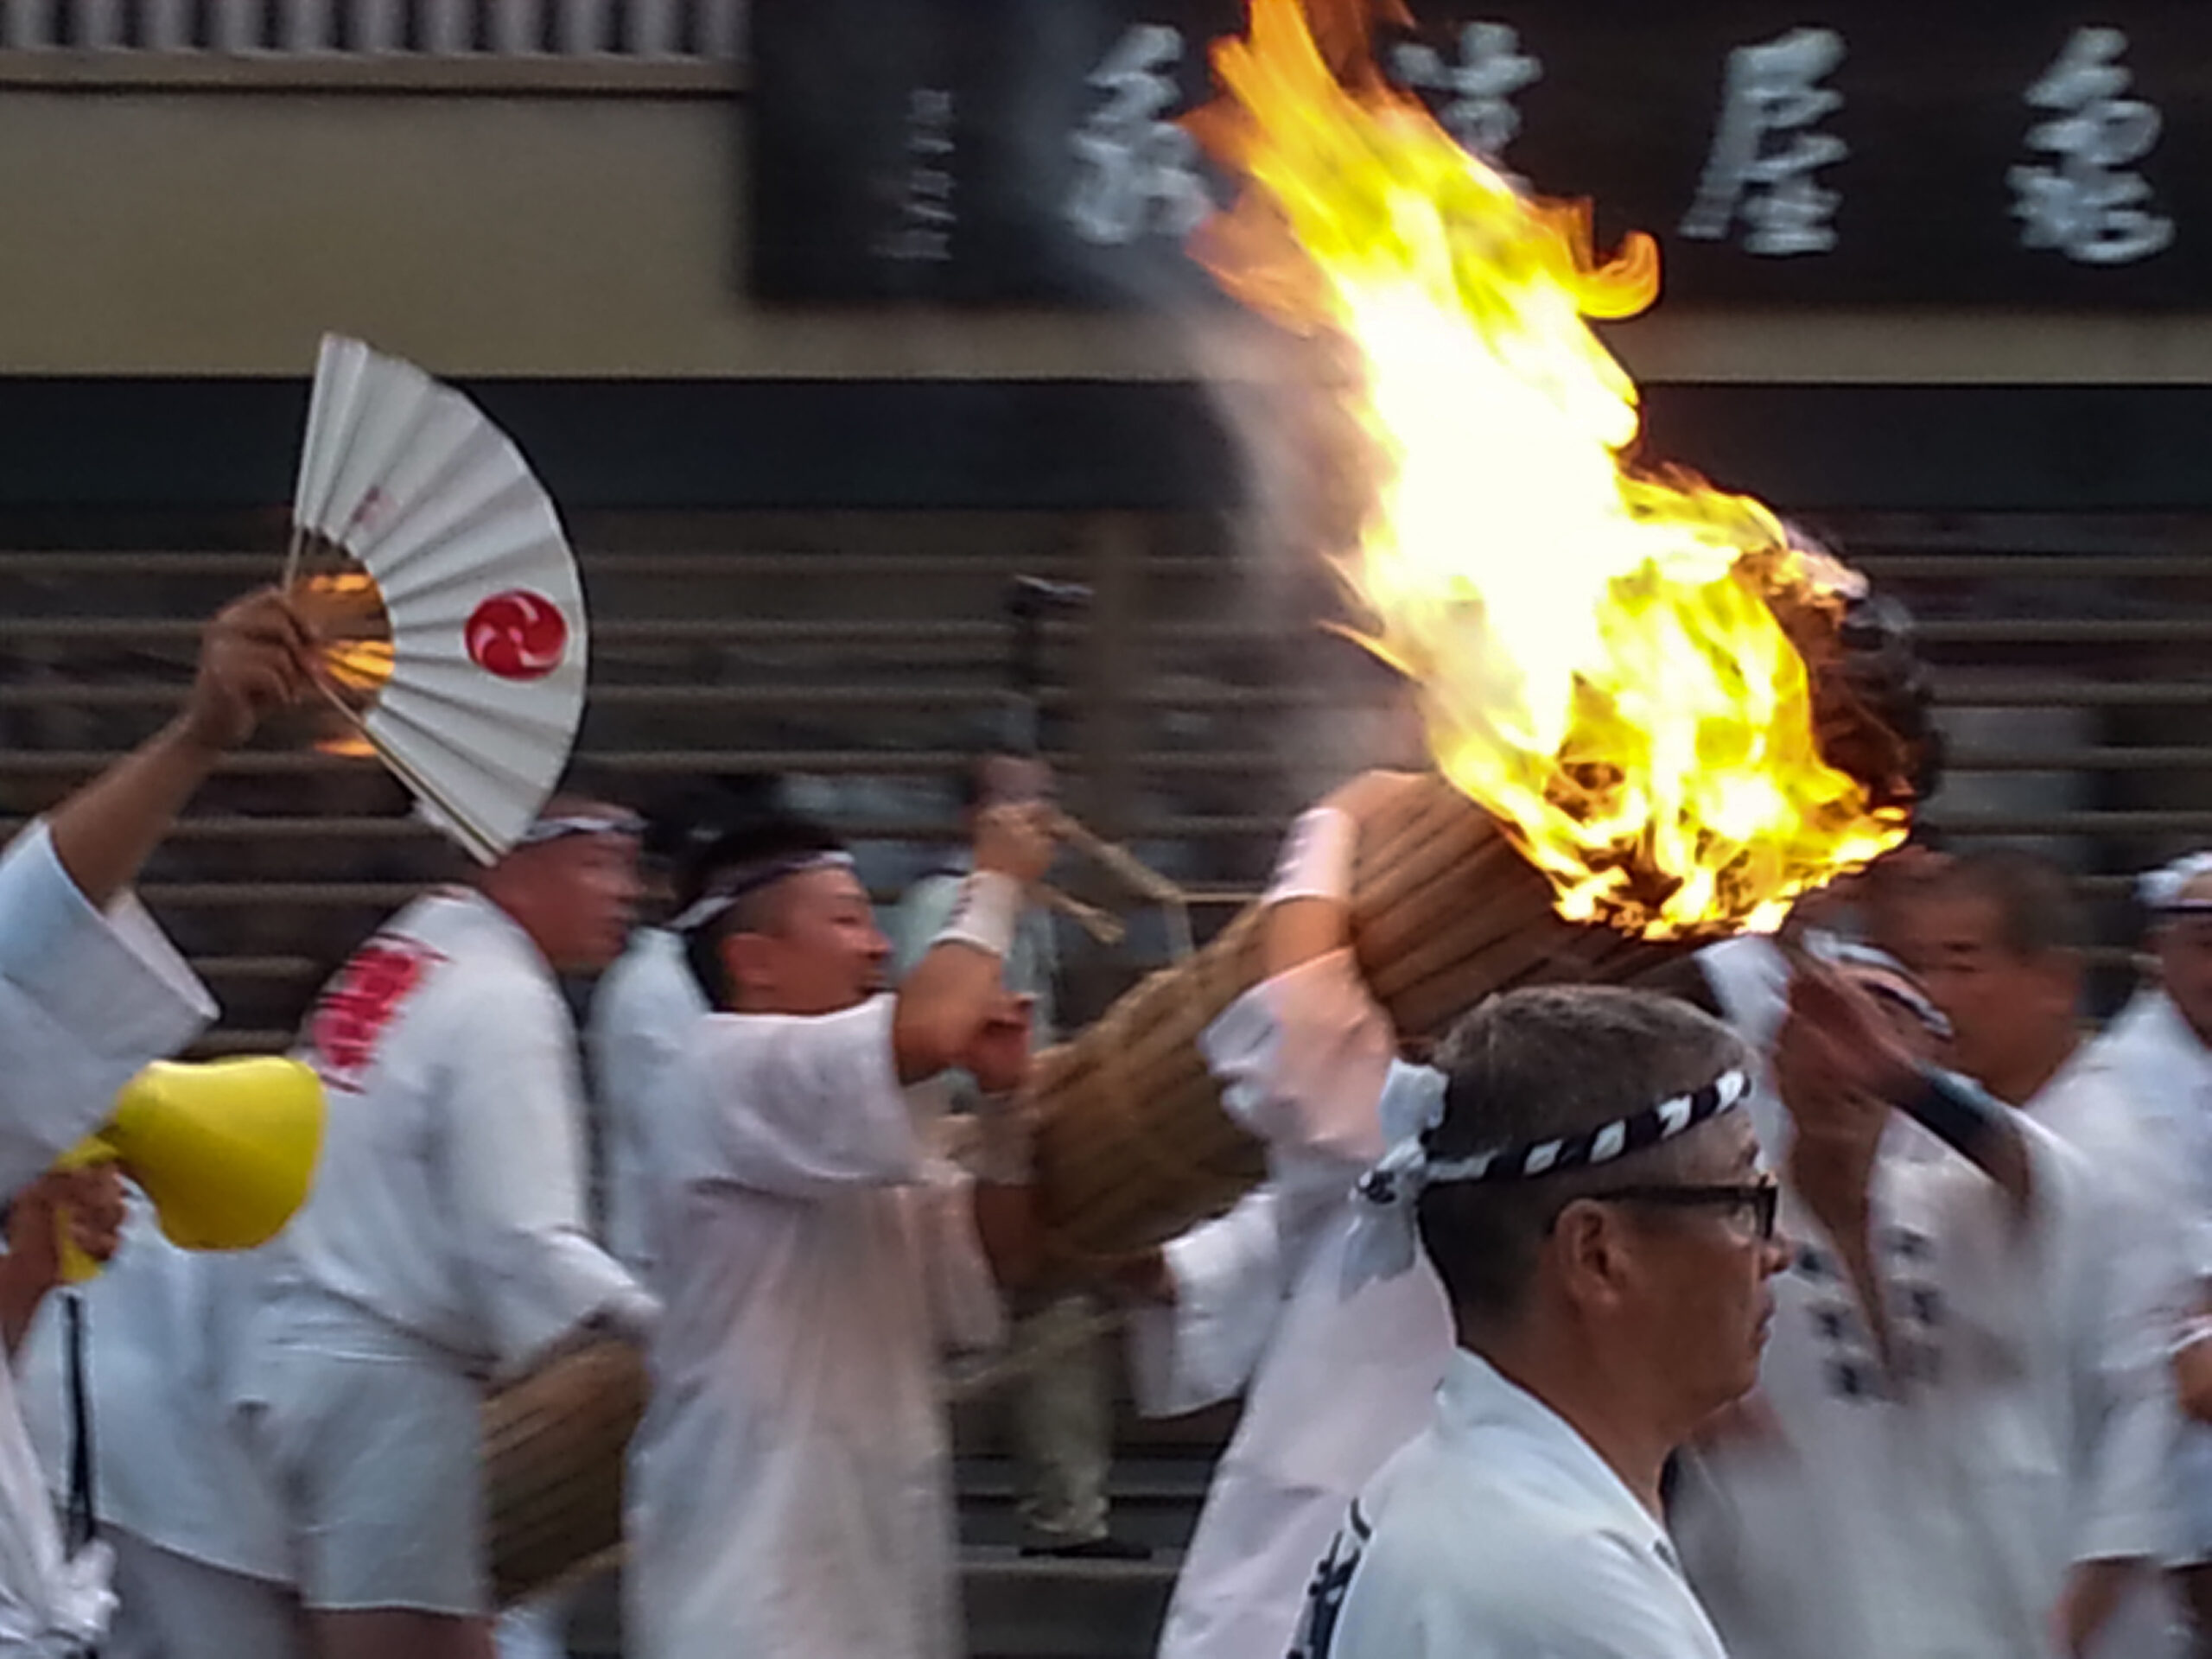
932, 871, 1023, 959
1266, 807, 1357, 906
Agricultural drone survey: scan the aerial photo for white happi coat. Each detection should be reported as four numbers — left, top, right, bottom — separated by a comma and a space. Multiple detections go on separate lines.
0, 823, 218, 1653
2025, 1045, 2194, 1656
623, 996, 1003, 1659
586, 926, 707, 1280
250, 888, 642, 1379
1298, 1351, 1728, 1659
1674, 1107, 2183, 1659
1698, 935, 1792, 1165
2094, 988, 2212, 1560
17, 1203, 291, 1585
1130, 950, 1452, 1659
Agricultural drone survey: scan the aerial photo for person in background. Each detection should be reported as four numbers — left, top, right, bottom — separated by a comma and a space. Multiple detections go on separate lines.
17, 1199, 305, 1659
888, 753, 1144, 1560
240, 797, 659, 1659
0, 585, 312, 1656
1673, 944, 2168, 1659
588, 783, 764, 1287
2093, 851, 2212, 1652
625, 799, 1054, 1659
1897, 851, 2188, 1656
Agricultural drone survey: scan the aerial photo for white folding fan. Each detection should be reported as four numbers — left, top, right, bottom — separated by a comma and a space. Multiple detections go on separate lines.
283, 334, 588, 863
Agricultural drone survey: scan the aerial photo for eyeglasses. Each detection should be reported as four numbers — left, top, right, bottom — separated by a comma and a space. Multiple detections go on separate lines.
1592, 1175, 1781, 1242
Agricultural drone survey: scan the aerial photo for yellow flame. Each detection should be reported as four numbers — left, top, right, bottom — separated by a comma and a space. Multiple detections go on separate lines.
1196, 0, 1904, 937
292, 571, 394, 759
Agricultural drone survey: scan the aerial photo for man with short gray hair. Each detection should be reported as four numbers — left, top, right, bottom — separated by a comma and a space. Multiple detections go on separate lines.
1294, 982, 1787, 1658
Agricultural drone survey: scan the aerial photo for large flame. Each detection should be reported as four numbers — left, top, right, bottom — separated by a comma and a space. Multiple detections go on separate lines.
1193, 0, 1905, 937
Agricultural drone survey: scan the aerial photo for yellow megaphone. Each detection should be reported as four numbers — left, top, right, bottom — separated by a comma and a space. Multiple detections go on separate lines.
54, 1057, 326, 1284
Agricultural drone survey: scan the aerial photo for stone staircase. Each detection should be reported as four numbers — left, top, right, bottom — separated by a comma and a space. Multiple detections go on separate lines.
553, 1393, 1233, 1657
553, 1459, 1217, 1659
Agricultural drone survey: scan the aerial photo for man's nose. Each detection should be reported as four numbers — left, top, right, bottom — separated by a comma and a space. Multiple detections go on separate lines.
1760, 1228, 1795, 1277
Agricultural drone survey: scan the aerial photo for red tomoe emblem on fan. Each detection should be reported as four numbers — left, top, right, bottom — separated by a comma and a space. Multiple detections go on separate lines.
465, 590, 568, 681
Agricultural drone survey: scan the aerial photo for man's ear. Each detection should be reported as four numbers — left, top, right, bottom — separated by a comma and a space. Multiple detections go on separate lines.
720, 931, 775, 1002
1548, 1197, 1637, 1319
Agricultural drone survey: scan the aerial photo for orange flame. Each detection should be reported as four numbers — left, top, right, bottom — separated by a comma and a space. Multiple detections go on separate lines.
1194, 0, 1904, 937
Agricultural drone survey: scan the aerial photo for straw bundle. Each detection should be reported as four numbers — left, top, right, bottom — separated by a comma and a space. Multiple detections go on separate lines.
1028, 772, 1693, 1261
482, 1338, 648, 1606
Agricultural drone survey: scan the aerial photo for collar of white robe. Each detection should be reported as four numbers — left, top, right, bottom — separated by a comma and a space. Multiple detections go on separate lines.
1341, 1066, 1751, 1293
2139, 851, 2212, 915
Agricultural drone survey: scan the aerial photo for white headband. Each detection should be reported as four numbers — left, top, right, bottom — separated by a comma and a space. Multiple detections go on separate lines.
517, 810, 646, 849
670, 850, 857, 934
2139, 852, 2212, 915
1341, 1066, 1751, 1293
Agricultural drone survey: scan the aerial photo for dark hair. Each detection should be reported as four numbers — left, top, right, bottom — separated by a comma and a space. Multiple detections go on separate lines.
638, 774, 787, 872
1415, 985, 1748, 1336
677, 812, 849, 1007
957, 751, 1029, 812
1929, 849, 2086, 959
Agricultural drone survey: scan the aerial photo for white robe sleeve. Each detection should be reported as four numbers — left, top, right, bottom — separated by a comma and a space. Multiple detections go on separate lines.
1200, 948, 1395, 1166
442, 970, 651, 1376
688, 997, 933, 1198
2064, 1109, 2190, 1565
1936, 1117, 2183, 1568
1125, 1185, 1287, 1417
0, 822, 214, 1194
587, 938, 707, 1276
907, 1166, 1006, 1356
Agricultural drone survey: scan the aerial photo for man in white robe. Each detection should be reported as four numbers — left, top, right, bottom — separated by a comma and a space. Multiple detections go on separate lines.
624, 800, 1054, 1659
1897, 850, 2189, 1656
1674, 942, 2176, 1659
892, 751, 1136, 1560
241, 800, 659, 1659
2091, 852, 2212, 1643
0, 586, 313, 1655
1292, 978, 1803, 1658
1124, 772, 1453, 1659
490, 797, 730, 1659
17, 1214, 303, 1659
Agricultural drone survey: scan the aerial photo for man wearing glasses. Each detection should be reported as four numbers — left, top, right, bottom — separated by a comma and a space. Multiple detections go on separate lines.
1289, 978, 1789, 1659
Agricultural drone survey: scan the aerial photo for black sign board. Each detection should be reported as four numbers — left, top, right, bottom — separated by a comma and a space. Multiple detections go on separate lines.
750, 2, 2212, 307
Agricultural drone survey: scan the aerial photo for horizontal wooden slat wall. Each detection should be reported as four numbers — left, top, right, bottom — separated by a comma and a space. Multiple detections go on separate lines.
1, 507, 2206, 1048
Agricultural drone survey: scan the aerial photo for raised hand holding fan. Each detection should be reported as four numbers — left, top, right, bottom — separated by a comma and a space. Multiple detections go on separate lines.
283, 335, 588, 862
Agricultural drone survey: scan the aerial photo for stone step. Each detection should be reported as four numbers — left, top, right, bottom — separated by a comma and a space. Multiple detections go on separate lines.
533, 1545, 1182, 1658
955, 1455, 1212, 1553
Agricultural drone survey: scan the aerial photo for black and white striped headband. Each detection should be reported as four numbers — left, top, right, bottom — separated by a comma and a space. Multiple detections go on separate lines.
670, 850, 857, 933
1341, 1065, 1751, 1291
1357, 1067, 1751, 1207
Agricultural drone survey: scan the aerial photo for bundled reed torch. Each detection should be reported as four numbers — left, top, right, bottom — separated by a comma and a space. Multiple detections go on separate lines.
1027, 0, 1936, 1262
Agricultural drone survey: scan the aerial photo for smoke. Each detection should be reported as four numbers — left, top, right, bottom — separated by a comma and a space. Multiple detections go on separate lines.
1181, 309, 1429, 810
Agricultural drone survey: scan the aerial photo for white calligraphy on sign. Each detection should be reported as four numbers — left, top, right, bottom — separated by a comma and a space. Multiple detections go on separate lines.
1066, 22, 1216, 246
880, 87, 957, 263
2009, 26, 2172, 265
1680, 26, 1848, 256
1392, 22, 1542, 162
